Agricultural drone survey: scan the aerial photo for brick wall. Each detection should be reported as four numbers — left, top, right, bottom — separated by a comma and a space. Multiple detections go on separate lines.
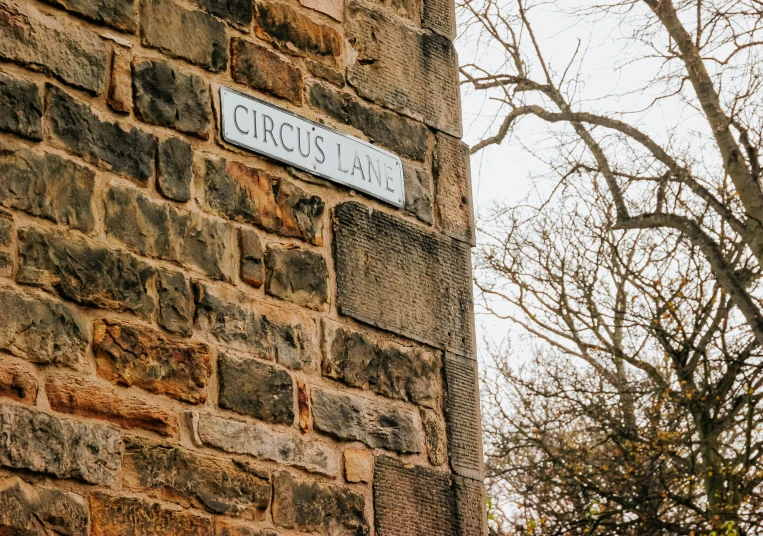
0, 0, 484, 532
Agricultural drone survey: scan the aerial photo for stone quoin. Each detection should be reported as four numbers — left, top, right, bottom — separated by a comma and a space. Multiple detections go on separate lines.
0, 0, 484, 532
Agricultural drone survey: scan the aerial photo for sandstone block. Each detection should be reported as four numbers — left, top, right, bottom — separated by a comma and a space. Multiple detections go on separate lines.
133, 59, 212, 138
0, 283, 88, 370
217, 519, 280, 536
46, 85, 156, 183
140, 0, 228, 72
0, 0, 106, 93
0, 141, 96, 233
123, 438, 271, 517
0, 477, 89, 535
346, 1, 461, 136
420, 407, 448, 466
192, 0, 252, 29
373, 456, 457, 536
91, 493, 214, 536
368, 0, 419, 22
48, 0, 138, 33
105, 182, 237, 280
255, 2, 342, 58
189, 411, 341, 476
272, 471, 367, 535
94, 319, 212, 404
333, 202, 473, 354
0, 356, 38, 404
322, 320, 440, 407
17, 226, 156, 318
157, 268, 194, 336
219, 353, 295, 426
197, 156, 325, 246
423, 0, 456, 40
0, 210, 11, 247
158, 136, 193, 202
298, 377, 311, 432
195, 283, 320, 371
307, 60, 344, 87
444, 352, 484, 480
107, 45, 133, 113
403, 161, 434, 224
453, 475, 487, 536
0, 71, 42, 139
309, 83, 429, 162
434, 132, 475, 245
0, 252, 10, 277
0, 403, 122, 486
265, 245, 329, 311
232, 38, 304, 105
311, 386, 423, 453
300, 0, 342, 20
343, 449, 373, 483
46, 372, 179, 437
240, 228, 265, 288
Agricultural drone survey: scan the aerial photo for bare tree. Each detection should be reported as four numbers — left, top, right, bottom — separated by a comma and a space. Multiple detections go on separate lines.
461, 1, 763, 534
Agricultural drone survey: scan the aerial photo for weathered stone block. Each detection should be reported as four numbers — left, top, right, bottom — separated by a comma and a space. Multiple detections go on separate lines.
157, 268, 194, 336
322, 320, 440, 407
0, 210, 11, 247
195, 283, 320, 371
373, 455, 457, 536
240, 228, 265, 288
434, 132, 475, 245
48, 0, 138, 33
0, 477, 89, 535
420, 407, 448, 466
192, 0, 252, 29
219, 353, 295, 426
232, 38, 304, 104
133, 59, 212, 138
0, 0, 107, 93
255, 3, 342, 58
0, 283, 88, 370
158, 136, 193, 202
107, 45, 133, 113
46, 372, 179, 437
346, 1, 461, 136
0, 403, 122, 486
46, 85, 156, 183
16, 226, 156, 318
0, 356, 38, 404
197, 155, 325, 246
311, 386, 423, 453
344, 449, 373, 483
453, 475, 487, 536
189, 411, 341, 476
0, 141, 96, 233
300, 0, 342, 21
105, 182, 237, 280
444, 352, 484, 480
309, 83, 429, 162
140, 0, 228, 72
403, 161, 434, 224
0, 252, 10, 277
368, 0, 419, 23
273, 471, 367, 535
307, 60, 344, 86
123, 438, 271, 518
216, 519, 280, 536
94, 319, 212, 404
91, 493, 214, 536
423, 0, 456, 40
333, 201, 473, 354
0, 71, 42, 139
265, 246, 329, 311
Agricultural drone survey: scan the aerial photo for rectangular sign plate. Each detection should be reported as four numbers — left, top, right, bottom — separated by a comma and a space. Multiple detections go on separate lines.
220, 86, 405, 208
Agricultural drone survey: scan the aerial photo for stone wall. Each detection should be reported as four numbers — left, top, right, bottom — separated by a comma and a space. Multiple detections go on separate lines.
0, 0, 484, 532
